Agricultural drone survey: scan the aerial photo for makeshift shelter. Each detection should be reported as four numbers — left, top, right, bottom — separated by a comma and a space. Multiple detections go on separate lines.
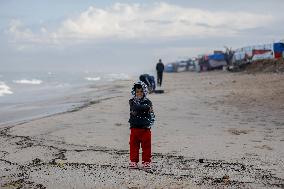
273, 42, 284, 58
208, 53, 227, 69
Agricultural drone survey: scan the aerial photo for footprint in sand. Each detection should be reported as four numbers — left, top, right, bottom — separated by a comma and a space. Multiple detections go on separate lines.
114, 123, 123, 127
227, 128, 254, 135
263, 138, 273, 141
254, 145, 273, 150
227, 142, 235, 145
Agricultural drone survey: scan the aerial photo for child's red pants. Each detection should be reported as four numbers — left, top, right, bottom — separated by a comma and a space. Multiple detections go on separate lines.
129, 128, 151, 163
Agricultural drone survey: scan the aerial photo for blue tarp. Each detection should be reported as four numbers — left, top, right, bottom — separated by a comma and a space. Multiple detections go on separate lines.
165, 64, 175, 72
273, 42, 284, 52
208, 53, 225, 61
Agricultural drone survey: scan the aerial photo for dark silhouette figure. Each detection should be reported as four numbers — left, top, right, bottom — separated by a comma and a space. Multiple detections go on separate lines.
156, 59, 164, 87
224, 46, 235, 66
139, 74, 156, 93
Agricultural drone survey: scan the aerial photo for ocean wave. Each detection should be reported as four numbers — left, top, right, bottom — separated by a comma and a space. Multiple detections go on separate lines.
85, 77, 101, 81
0, 82, 13, 96
105, 73, 130, 81
13, 79, 43, 85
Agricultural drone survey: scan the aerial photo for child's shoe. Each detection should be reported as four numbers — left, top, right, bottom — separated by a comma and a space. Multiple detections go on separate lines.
129, 162, 138, 169
142, 162, 151, 170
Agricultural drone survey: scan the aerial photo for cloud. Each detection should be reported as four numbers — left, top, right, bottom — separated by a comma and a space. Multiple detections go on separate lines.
6, 2, 275, 45
6, 19, 59, 50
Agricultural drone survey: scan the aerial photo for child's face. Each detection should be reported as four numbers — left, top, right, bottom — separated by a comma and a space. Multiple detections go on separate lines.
135, 88, 143, 98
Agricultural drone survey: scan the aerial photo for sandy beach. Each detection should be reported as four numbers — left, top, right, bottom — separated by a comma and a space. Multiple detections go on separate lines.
0, 71, 284, 188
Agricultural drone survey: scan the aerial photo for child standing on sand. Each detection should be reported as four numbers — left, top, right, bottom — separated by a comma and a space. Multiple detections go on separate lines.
128, 81, 155, 169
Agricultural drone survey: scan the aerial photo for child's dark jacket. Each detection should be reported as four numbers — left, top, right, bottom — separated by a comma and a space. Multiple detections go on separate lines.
128, 81, 155, 129
129, 98, 153, 128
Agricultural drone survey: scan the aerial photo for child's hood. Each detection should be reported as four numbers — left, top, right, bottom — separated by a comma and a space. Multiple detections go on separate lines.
131, 81, 148, 98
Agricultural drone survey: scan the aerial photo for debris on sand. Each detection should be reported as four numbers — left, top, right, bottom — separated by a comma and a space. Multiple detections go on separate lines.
244, 59, 284, 73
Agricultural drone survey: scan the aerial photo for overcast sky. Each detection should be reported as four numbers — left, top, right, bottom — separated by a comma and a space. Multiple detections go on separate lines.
1, 0, 283, 73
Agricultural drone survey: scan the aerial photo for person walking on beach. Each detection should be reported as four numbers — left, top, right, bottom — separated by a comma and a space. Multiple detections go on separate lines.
128, 81, 155, 170
156, 59, 165, 87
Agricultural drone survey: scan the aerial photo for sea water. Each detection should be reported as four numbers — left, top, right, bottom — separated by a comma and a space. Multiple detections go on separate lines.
0, 70, 132, 126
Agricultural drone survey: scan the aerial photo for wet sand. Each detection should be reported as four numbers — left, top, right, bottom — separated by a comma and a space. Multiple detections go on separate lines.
0, 71, 284, 188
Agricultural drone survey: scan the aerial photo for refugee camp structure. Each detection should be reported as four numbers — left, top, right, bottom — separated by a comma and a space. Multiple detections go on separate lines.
197, 52, 227, 71
208, 53, 227, 69
165, 59, 194, 72
233, 42, 284, 64
164, 41, 284, 73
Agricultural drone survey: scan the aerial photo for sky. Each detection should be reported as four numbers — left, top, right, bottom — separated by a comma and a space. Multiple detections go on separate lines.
0, 0, 284, 73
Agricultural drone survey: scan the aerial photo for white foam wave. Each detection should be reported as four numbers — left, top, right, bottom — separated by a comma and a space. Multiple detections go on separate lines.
0, 82, 13, 96
105, 73, 130, 81
85, 77, 101, 81
13, 79, 43, 85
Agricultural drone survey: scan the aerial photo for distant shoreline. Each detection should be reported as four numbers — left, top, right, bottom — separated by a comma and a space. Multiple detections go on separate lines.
0, 81, 129, 128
